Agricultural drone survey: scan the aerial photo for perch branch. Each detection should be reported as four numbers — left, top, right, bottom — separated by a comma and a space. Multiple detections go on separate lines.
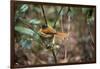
40, 5, 58, 63
51, 48, 57, 63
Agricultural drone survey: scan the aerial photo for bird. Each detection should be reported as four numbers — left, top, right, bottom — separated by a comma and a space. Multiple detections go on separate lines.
39, 24, 69, 45
39, 24, 56, 38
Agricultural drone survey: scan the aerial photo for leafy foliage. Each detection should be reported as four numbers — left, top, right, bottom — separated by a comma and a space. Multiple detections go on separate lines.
14, 3, 96, 67
19, 39, 32, 48
20, 4, 29, 13
15, 26, 34, 36
29, 19, 41, 24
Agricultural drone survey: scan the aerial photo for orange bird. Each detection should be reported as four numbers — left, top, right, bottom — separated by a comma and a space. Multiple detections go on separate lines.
39, 24, 69, 44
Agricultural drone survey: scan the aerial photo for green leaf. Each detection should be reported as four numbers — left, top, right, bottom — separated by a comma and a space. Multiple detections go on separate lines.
15, 26, 34, 36
20, 4, 29, 12
19, 39, 32, 49
29, 19, 40, 24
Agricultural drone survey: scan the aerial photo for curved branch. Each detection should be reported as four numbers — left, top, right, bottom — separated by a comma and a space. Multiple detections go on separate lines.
53, 7, 63, 28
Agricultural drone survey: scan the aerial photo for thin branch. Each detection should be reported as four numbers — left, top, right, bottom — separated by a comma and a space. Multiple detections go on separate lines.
67, 7, 71, 15
51, 48, 57, 63
88, 25, 95, 45
41, 5, 48, 25
53, 7, 63, 28
40, 5, 58, 63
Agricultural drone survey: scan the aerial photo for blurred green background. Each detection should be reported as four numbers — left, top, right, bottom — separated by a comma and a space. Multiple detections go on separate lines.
14, 3, 96, 67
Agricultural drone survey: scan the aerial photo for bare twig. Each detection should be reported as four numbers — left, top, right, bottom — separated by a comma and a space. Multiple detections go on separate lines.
60, 13, 64, 32
53, 7, 63, 28
86, 9, 95, 45
51, 48, 57, 63
67, 7, 71, 15
40, 5, 57, 63
41, 5, 48, 25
